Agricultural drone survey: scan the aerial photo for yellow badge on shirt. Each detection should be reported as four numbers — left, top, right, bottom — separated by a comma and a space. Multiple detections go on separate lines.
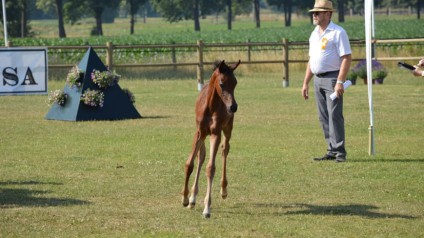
321, 37, 329, 50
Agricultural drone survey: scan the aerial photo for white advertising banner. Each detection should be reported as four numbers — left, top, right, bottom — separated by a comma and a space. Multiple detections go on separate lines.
0, 48, 48, 95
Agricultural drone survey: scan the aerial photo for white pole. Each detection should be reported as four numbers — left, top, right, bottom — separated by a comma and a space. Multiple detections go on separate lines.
2, 0, 7, 47
365, 0, 375, 155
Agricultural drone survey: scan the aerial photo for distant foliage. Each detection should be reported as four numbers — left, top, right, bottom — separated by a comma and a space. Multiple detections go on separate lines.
4, 17, 423, 66
6, 18, 423, 46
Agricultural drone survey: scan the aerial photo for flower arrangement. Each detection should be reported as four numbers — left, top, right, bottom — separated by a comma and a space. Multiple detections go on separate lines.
372, 68, 388, 80
91, 69, 120, 88
66, 66, 84, 88
80, 88, 104, 107
346, 70, 358, 85
352, 59, 388, 84
47, 89, 68, 106
122, 88, 135, 104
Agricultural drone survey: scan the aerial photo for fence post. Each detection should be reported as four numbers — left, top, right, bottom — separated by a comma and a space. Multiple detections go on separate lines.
197, 40, 204, 91
106, 41, 113, 69
247, 39, 251, 62
171, 41, 177, 70
282, 38, 289, 87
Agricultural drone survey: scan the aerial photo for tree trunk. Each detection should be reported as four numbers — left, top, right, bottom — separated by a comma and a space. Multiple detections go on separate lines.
253, 0, 260, 28
95, 10, 103, 36
193, 0, 200, 31
227, 0, 232, 30
338, 0, 345, 22
130, 14, 135, 34
21, 0, 27, 38
56, 0, 66, 38
418, 0, 421, 19
283, 1, 292, 27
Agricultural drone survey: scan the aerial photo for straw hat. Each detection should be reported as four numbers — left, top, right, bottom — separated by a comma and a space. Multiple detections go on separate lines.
309, 0, 335, 12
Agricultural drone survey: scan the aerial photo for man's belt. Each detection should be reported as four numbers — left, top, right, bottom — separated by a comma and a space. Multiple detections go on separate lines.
315, 70, 340, 78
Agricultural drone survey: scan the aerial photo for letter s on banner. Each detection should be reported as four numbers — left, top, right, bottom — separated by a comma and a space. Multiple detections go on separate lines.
0, 48, 48, 95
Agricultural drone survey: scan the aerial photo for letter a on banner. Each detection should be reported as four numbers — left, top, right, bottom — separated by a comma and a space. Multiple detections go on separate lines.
0, 48, 48, 95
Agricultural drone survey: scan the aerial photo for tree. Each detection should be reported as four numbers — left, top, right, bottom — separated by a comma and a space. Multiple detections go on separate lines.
36, 0, 66, 37
151, 0, 199, 31
194, 0, 200, 31
87, 0, 121, 35
151, 0, 216, 31
337, 0, 346, 22
253, 0, 260, 28
267, 0, 293, 26
227, 0, 233, 30
0, 0, 33, 37
61, 0, 120, 36
62, 0, 86, 25
126, 0, 148, 34
221, 0, 252, 30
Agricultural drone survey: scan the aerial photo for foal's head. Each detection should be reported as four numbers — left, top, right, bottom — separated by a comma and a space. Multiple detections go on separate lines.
211, 60, 241, 114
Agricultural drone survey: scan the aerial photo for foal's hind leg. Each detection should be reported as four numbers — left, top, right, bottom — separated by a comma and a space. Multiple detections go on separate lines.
182, 131, 203, 207
188, 141, 205, 208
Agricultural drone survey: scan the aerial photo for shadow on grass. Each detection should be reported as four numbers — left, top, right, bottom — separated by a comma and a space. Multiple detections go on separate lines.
0, 180, 91, 209
253, 203, 417, 219
350, 158, 424, 163
141, 115, 171, 119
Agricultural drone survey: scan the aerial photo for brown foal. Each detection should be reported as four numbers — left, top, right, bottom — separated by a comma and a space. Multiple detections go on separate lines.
182, 60, 241, 218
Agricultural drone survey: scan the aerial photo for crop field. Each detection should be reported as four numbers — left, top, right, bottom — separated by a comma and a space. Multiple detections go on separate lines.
4, 14, 423, 76
1, 13, 424, 237
5, 14, 424, 46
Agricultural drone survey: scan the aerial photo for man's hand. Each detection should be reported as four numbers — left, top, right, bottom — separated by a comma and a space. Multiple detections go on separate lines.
335, 83, 344, 97
413, 68, 423, 77
302, 84, 309, 100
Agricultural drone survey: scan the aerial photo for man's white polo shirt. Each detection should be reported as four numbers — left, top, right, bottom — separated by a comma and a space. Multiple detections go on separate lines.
309, 21, 352, 75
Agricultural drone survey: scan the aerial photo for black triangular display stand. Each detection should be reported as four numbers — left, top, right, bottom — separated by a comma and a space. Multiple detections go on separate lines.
45, 47, 142, 121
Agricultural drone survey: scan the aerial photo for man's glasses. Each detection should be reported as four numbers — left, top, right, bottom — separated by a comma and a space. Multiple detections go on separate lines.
312, 11, 326, 16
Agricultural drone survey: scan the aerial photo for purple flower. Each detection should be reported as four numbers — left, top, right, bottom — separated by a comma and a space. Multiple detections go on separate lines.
352, 59, 387, 79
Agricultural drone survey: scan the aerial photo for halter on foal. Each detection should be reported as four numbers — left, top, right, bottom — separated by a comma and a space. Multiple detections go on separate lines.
182, 60, 241, 218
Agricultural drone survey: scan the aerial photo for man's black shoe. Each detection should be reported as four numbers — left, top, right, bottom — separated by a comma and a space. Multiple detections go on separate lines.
313, 154, 336, 161
335, 157, 346, 163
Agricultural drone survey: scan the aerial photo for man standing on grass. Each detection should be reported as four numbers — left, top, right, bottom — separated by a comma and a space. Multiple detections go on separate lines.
301, 0, 352, 163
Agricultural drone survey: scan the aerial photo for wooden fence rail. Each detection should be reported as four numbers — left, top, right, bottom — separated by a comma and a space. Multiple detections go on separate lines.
5, 38, 424, 88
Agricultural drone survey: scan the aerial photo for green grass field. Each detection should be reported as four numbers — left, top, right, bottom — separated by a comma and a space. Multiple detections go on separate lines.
1, 66, 423, 237
1, 12, 424, 237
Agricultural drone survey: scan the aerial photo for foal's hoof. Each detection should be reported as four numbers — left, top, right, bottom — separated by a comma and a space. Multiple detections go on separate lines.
203, 213, 211, 219
221, 188, 228, 199
188, 202, 196, 209
182, 197, 189, 207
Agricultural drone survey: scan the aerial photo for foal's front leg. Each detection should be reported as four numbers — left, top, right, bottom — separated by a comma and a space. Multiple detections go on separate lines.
203, 133, 221, 218
220, 125, 232, 199
220, 138, 230, 199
